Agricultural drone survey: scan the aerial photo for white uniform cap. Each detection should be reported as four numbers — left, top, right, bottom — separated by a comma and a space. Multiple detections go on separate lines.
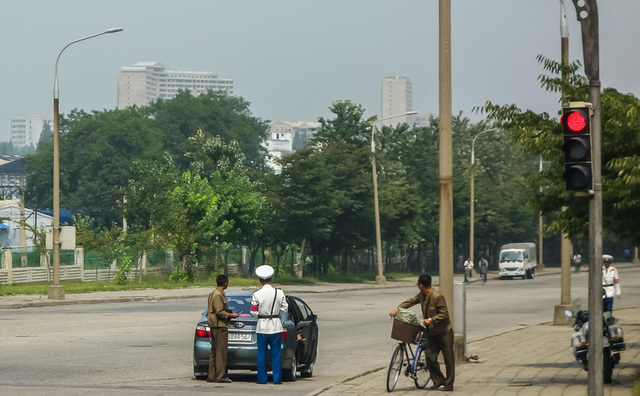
255, 265, 274, 280
602, 254, 613, 262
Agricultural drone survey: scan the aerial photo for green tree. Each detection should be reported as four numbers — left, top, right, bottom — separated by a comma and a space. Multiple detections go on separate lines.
148, 90, 269, 170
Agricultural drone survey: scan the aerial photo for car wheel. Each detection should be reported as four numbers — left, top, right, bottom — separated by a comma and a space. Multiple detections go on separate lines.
283, 355, 297, 382
300, 363, 314, 378
194, 366, 207, 380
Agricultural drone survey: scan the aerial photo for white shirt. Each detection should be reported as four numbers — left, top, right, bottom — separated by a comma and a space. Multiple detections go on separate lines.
251, 284, 288, 334
464, 260, 474, 270
602, 265, 621, 298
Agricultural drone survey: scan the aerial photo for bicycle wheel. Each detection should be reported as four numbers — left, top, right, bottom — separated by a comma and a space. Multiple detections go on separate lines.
413, 346, 431, 389
386, 344, 404, 392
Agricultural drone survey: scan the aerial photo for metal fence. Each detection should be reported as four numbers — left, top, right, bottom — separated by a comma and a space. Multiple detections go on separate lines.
0, 248, 175, 285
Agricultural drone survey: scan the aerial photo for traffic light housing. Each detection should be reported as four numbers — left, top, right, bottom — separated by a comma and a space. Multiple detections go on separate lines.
561, 103, 592, 191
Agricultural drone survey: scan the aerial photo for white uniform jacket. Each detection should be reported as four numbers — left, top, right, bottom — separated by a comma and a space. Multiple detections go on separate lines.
251, 284, 288, 334
464, 260, 474, 271
602, 265, 621, 298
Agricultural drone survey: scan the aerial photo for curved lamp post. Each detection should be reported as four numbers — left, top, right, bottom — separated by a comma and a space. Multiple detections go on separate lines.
469, 128, 497, 266
49, 27, 124, 300
372, 111, 418, 284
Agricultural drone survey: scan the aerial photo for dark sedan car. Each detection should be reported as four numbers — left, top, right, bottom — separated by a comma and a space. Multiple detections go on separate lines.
193, 290, 319, 381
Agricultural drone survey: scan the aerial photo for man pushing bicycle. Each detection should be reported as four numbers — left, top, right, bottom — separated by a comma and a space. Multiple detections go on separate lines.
389, 274, 455, 392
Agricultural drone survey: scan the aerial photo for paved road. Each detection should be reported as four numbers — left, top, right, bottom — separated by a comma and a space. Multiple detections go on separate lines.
0, 264, 638, 395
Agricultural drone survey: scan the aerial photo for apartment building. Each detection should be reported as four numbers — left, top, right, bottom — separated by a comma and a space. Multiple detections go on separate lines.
10, 114, 51, 148
117, 62, 234, 108
264, 121, 320, 172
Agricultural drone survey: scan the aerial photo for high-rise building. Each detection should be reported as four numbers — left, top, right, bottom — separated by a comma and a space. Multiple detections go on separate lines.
10, 114, 52, 148
381, 76, 413, 127
117, 62, 234, 108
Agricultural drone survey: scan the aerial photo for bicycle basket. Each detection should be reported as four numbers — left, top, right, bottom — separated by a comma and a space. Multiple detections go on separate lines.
391, 319, 422, 344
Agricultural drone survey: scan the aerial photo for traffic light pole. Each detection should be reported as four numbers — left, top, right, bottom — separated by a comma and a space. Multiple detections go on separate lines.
571, 1, 603, 395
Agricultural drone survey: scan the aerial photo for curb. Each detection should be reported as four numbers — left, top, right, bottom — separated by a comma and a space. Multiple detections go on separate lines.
304, 366, 386, 396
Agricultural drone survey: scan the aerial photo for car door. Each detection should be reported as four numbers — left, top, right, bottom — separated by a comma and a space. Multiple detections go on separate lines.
290, 296, 318, 365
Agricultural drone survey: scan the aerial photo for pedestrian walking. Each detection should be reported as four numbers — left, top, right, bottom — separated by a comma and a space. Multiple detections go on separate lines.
464, 257, 474, 284
251, 265, 288, 384
207, 274, 239, 383
573, 253, 582, 273
456, 255, 464, 274
389, 274, 455, 391
478, 257, 488, 285
602, 255, 621, 312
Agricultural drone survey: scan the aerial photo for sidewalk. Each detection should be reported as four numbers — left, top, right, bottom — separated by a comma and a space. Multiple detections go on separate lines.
310, 304, 639, 396
1, 267, 637, 395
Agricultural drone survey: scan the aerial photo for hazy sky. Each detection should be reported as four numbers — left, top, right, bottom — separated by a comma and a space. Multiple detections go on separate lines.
1, 1, 639, 142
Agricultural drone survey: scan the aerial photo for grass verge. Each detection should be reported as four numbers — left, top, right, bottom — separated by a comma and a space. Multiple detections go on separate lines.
0, 271, 422, 296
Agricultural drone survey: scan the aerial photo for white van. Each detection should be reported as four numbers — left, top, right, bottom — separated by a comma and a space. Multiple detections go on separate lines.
499, 242, 537, 279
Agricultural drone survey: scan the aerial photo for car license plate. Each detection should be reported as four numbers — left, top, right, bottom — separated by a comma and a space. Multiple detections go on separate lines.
229, 333, 251, 342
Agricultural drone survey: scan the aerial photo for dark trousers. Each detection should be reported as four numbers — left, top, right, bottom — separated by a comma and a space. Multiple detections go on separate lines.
425, 329, 455, 387
603, 296, 614, 312
257, 333, 282, 384
208, 327, 229, 381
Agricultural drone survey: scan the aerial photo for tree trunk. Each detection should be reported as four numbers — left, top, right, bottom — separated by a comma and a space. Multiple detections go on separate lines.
297, 239, 306, 278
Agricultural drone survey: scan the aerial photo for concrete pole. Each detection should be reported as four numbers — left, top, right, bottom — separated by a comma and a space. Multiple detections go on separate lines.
48, 94, 65, 300
372, 150, 385, 285
634, 246, 640, 264
469, 164, 474, 265
570, 0, 603, 393
19, 189, 28, 267
439, 0, 461, 361
538, 157, 545, 271
553, 0, 572, 325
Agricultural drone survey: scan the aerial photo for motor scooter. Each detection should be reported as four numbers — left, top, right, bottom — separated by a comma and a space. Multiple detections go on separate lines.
565, 309, 626, 383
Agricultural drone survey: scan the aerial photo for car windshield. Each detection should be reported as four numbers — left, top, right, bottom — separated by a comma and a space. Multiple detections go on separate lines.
227, 295, 253, 317
500, 251, 523, 262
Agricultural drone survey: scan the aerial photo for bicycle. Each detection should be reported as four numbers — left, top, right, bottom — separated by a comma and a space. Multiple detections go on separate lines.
386, 325, 431, 392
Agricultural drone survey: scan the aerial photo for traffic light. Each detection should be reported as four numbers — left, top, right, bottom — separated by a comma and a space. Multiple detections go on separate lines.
561, 103, 592, 191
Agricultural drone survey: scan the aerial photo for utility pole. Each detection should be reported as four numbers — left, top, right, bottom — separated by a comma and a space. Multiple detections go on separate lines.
554, 0, 573, 326
571, 1, 603, 394
439, 0, 460, 359
19, 187, 28, 267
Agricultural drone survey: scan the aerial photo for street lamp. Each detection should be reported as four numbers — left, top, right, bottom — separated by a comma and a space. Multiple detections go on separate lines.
372, 111, 418, 285
469, 128, 497, 266
49, 27, 124, 300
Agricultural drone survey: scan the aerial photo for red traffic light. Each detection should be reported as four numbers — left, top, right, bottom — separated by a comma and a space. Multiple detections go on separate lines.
565, 112, 587, 132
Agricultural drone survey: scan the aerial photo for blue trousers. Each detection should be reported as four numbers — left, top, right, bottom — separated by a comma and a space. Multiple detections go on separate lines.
603, 297, 614, 312
257, 333, 282, 384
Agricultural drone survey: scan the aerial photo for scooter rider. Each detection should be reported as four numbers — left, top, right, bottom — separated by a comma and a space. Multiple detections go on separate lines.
602, 254, 621, 312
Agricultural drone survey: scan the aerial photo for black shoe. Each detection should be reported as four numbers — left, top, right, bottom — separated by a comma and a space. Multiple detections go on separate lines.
442, 385, 454, 391
427, 383, 442, 390
206, 378, 215, 383
215, 378, 232, 383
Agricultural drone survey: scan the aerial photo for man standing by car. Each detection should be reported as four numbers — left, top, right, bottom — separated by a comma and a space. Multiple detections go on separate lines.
389, 274, 455, 391
207, 274, 239, 383
251, 265, 288, 384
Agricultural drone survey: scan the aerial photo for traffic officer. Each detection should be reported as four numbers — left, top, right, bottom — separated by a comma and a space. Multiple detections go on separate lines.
602, 254, 621, 312
251, 265, 288, 384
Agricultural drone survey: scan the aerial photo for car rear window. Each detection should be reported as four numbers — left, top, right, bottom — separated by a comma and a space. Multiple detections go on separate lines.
227, 295, 253, 316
